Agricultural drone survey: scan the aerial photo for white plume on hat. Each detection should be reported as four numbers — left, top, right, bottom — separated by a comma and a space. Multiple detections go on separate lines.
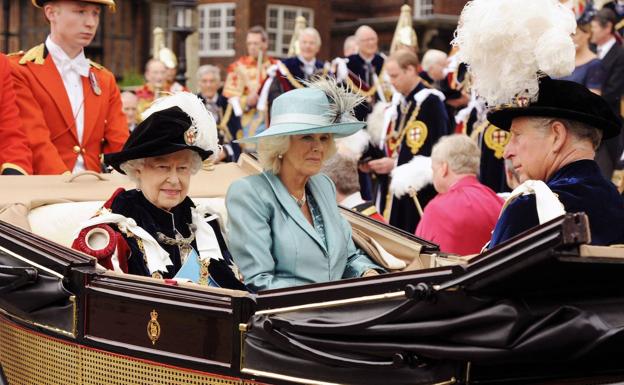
390, 155, 433, 198
142, 92, 220, 159
452, 0, 576, 106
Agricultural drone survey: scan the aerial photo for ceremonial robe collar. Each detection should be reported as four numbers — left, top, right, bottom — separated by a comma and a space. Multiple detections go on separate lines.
111, 189, 196, 240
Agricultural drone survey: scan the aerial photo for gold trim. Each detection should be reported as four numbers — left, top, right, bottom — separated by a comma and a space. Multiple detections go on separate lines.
0, 307, 76, 338
1, 162, 29, 175
19, 43, 45, 65
241, 368, 341, 385
277, 61, 330, 90
405, 120, 428, 155
0, 244, 64, 279
0, 315, 258, 384
432, 377, 457, 385
146, 309, 161, 345
483, 124, 510, 159
255, 291, 405, 316
359, 206, 378, 217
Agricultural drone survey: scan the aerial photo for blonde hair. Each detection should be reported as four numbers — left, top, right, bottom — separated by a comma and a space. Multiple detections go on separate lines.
431, 134, 480, 175
257, 135, 338, 174
120, 152, 203, 187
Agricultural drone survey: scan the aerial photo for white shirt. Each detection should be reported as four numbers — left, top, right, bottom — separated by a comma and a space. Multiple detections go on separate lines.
46, 36, 90, 173
297, 55, 317, 76
597, 37, 616, 60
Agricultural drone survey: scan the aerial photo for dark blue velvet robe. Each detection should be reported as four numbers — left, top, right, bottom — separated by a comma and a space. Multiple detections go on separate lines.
197, 92, 242, 162
266, 57, 327, 110
489, 160, 624, 248
377, 82, 450, 234
346, 53, 385, 121
110, 189, 246, 289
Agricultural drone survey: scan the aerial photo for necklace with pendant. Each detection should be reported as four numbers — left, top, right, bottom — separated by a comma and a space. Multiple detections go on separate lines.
291, 192, 307, 208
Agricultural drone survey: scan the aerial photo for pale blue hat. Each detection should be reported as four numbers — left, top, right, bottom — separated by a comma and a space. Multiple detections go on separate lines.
236, 78, 365, 143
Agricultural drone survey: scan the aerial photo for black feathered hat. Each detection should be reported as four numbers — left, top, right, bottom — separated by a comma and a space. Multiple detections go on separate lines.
487, 77, 621, 140
105, 92, 219, 174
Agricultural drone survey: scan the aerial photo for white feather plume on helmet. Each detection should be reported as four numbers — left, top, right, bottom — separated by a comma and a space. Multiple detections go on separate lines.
452, 0, 576, 106
142, 92, 220, 160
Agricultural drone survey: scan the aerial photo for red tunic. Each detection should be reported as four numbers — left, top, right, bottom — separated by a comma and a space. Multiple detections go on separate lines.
0, 53, 32, 174
415, 175, 503, 255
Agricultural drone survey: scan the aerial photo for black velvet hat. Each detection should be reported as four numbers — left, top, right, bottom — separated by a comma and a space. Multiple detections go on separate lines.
487, 77, 621, 140
105, 92, 219, 174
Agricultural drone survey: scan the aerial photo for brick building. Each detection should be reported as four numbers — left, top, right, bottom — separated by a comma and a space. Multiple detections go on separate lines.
1, 0, 466, 89
197, 0, 466, 71
0, 0, 171, 84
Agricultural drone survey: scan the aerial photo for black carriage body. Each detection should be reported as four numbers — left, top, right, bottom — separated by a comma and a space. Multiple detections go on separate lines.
1, 212, 624, 385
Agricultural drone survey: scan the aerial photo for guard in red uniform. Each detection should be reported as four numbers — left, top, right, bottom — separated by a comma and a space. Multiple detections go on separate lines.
0, 53, 32, 175
8, 0, 128, 175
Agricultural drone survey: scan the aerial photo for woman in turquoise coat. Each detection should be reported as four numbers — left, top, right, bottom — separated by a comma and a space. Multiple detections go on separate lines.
226, 78, 383, 292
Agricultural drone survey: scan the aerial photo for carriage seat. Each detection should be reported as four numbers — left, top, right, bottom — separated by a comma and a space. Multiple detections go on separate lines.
27, 198, 228, 248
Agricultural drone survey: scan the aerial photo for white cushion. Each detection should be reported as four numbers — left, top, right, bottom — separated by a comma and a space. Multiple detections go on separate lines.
27, 197, 228, 247
28, 201, 103, 247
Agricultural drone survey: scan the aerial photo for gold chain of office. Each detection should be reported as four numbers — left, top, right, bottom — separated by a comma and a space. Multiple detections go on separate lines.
387, 102, 422, 154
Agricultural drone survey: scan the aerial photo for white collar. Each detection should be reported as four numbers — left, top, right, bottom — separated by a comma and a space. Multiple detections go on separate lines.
297, 55, 316, 67
46, 36, 90, 77
598, 37, 617, 59
339, 192, 366, 209
203, 93, 219, 103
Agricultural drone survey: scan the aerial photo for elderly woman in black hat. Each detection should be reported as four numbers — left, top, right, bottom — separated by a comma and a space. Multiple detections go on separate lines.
72, 92, 245, 290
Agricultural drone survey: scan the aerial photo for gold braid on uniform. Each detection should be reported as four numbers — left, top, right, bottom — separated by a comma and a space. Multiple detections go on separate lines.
386, 102, 422, 154
345, 65, 387, 98
278, 62, 330, 89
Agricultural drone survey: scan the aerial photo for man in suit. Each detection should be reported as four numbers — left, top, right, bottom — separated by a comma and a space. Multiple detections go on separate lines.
591, 7, 624, 178
196, 64, 242, 163
9, 0, 128, 175
0, 53, 32, 175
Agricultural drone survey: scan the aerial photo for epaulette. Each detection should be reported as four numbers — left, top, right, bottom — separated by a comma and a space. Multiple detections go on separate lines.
6, 50, 24, 58
18, 44, 45, 65
89, 59, 104, 70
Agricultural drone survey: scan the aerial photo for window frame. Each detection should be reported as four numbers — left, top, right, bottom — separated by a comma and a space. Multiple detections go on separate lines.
266, 4, 314, 57
413, 0, 434, 20
198, 2, 236, 58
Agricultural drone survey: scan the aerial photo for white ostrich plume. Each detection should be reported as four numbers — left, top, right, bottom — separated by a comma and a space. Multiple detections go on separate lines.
142, 92, 220, 159
452, 0, 576, 106
335, 129, 370, 160
390, 156, 433, 198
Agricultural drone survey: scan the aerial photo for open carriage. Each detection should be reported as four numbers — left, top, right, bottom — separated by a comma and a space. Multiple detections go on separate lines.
1, 155, 624, 385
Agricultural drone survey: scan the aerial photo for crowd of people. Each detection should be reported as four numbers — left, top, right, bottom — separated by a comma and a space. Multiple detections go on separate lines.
2, 0, 624, 292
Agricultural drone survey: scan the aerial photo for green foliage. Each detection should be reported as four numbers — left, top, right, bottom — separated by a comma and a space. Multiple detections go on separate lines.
118, 71, 144, 90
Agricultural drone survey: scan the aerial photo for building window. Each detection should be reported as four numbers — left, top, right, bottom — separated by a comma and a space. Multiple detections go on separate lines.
266, 5, 314, 57
151, 1, 172, 51
414, 0, 434, 19
199, 3, 236, 57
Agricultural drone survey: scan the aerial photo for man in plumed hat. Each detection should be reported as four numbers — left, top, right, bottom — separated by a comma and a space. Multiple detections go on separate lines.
487, 77, 624, 247
455, 0, 624, 248
8, 0, 128, 175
